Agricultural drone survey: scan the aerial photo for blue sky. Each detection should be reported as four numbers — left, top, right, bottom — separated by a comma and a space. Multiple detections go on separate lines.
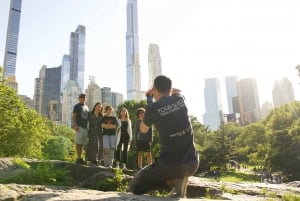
1, 0, 300, 121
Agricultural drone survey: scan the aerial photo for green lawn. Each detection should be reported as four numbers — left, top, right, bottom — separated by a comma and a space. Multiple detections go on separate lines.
219, 171, 260, 183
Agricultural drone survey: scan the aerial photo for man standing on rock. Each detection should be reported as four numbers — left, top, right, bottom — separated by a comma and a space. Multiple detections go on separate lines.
72, 93, 89, 165
129, 75, 199, 198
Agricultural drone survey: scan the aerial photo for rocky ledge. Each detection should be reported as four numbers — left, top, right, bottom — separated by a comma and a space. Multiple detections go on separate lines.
0, 158, 299, 201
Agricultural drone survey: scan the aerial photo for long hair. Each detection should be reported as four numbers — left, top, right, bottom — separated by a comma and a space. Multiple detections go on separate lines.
92, 102, 103, 114
118, 107, 130, 119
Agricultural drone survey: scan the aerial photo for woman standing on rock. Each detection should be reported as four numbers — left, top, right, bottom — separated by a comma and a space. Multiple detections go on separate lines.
87, 102, 103, 166
115, 108, 132, 170
101, 105, 118, 168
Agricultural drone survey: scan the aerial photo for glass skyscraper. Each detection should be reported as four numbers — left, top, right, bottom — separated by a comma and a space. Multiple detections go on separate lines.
3, 0, 22, 78
126, 0, 142, 100
203, 78, 224, 131
69, 25, 85, 93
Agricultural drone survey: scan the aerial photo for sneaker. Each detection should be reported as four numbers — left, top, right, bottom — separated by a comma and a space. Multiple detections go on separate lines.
115, 161, 120, 169
174, 176, 189, 198
122, 163, 127, 170
75, 158, 87, 165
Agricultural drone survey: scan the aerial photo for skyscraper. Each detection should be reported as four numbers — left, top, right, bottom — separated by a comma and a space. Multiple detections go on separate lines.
238, 78, 261, 125
3, 0, 22, 79
272, 77, 295, 108
126, 0, 143, 101
69, 25, 85, 92
203, 78, 224, 131
225, 76, 239, 114
148, 43, 162, 89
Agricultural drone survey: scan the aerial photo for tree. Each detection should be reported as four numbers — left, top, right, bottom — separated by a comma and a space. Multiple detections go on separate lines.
235, 123, 269, 166
0, 85, 50, 158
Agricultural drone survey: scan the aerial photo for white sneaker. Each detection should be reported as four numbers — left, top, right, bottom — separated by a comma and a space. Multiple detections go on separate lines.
122, 163, 127, 170
115, 162, 120, 169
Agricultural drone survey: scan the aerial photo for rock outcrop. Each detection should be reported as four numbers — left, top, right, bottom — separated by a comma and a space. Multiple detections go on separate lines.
0, 158, 299, 201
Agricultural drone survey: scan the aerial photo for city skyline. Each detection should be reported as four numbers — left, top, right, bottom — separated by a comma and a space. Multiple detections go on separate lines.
1, 0, 300, 122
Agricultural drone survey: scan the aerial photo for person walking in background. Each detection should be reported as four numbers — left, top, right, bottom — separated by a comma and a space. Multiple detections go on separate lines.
87, 102, 103, 166
115, 108, 132, 170
135, 107, 152, 170
72, 93, 89, 165
101, 105, 118, 168
129, 75, 199, 198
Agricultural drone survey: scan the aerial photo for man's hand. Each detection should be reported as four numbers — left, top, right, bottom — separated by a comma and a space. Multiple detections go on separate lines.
170, 88, 181, 95
145, 88, 154, 97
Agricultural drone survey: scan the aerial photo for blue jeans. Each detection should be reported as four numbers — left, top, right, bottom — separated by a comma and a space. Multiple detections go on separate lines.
103, 135, 116, 166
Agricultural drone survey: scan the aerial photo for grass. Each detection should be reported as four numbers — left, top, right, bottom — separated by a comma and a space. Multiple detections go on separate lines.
218, 171, 260, 183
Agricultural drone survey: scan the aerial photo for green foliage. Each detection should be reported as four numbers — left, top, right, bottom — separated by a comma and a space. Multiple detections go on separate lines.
0, 85, 50, 158
42, 135, 74, 160
97, 168, 128, 192
282, 193, 300, 201
12, 158, 30, 169
219, 171, 260, 182
116, 100, 160, 169
0, 161, 73, 186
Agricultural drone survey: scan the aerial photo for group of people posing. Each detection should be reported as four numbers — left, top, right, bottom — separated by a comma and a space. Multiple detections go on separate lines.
72, 94, 153, 170
72, 75, 199, 198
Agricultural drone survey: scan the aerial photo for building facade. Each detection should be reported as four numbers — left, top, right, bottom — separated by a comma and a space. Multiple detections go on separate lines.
85, 79, 102, 110
203, 78, 224, 131
69, 25, 85, 92
126, 0, 143, 101
225, 76, 239, 114
61, 80, 82, 127
3, 0, 22, 79
238, 78, 261, 125
272, 78, 295, 108
148, 43, 162, 88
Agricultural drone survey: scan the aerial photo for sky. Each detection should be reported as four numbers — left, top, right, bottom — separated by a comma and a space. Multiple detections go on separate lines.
1, 0, 300, 122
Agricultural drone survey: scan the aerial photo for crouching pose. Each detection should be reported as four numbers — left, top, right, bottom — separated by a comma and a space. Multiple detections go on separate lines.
129, 75, 199, 198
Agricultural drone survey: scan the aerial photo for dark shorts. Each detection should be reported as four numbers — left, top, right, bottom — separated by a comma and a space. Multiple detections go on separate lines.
136, 140, 151, 152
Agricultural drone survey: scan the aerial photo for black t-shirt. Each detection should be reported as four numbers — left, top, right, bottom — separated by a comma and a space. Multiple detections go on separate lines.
73, 103, 89, 129
101, 116, 118, 136
143, 93, 198, 165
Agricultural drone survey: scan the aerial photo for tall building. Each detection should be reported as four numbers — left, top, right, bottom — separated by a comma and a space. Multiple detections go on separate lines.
126, 0, 143, 101
238, 78, 261, 125
272, 78, 295, 108
203, 78, 224, 131
42, 66, 62, 120
85, 78, 102, 110
61, 80, 82, 127
3, 0, 22, 79
148, 43, 162, 88
33, 65, 46, 113
225, 76, 239, 114
101, 87, 112, 108
261, 100, 273, 119
112, 92, 123, 110
69, 25, 85, 92
61, 54, 71, 102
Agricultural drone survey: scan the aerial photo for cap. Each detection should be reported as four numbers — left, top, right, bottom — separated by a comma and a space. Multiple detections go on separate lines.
78, 93, 86, 98
136, 107, 145, 116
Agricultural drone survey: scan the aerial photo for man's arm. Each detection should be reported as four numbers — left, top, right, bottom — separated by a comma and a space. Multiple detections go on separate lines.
72, 112, 79, 130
